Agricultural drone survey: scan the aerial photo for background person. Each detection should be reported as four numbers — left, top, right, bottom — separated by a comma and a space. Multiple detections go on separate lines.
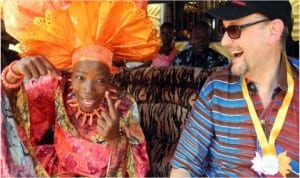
151, 22, 178, 67
170, 1, 299, 177
171, 21, 228, 69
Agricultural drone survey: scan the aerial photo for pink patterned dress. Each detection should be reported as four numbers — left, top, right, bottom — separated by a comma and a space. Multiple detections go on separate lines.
152, 48, 178, 67
1, 71, 149, 177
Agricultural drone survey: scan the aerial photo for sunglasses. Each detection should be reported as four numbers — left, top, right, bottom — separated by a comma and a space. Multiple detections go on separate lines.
223, 19, 270, 39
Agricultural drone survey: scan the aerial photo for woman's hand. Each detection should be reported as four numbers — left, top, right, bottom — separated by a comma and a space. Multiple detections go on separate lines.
11, 55, 60, 80
97, 91, 122, 149
108, 85, 121, 102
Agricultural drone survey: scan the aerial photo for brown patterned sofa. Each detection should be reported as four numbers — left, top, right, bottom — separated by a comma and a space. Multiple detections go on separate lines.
111, 66, 216, 177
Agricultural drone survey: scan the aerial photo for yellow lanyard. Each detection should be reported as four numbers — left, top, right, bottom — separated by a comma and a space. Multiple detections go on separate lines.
242, 54, 294, 156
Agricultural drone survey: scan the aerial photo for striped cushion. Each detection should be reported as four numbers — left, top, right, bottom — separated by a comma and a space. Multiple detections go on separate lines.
111, 66, 215, 176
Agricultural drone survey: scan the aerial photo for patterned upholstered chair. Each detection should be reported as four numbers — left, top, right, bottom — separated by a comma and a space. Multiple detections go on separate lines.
111, 66, 216, 177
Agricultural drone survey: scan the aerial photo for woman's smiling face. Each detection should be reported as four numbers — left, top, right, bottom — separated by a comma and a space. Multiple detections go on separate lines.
72, 60, 110, 112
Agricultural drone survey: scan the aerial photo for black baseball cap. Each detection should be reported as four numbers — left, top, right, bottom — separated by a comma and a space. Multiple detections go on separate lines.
207, 1, 292, 29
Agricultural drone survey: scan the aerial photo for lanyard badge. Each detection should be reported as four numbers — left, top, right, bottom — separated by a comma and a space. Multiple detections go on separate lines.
242, 53, 293, 177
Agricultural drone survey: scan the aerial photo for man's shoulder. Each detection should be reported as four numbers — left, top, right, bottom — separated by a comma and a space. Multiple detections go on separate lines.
172, 48, 192, 66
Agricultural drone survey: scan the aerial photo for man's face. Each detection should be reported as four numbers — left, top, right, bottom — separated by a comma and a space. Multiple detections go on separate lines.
221, 13, 271, 76
160, 27, 174, 46
189, 26, 210, 55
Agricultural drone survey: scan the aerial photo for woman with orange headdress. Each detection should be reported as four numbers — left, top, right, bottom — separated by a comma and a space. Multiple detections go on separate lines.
1, 1, 159, 177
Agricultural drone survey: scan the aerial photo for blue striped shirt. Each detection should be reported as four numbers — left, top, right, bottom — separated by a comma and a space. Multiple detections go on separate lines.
171, 58, 299, 177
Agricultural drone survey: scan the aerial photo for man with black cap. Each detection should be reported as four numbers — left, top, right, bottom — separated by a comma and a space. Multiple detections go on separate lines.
170, 1, 299, 177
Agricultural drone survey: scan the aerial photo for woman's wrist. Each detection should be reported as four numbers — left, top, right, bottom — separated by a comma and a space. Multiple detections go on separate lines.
106, 139, 127, 176
9, 61, 24, 79
1, 61, 24, 89
108, 135, 122, 150
108, 126, 123, 150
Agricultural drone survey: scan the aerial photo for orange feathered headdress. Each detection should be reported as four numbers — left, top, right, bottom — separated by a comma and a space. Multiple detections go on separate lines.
2, 0, 159, 73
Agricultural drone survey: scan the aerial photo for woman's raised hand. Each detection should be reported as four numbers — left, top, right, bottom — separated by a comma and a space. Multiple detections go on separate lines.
97, 91, 122, 149
12, 55, 61, 80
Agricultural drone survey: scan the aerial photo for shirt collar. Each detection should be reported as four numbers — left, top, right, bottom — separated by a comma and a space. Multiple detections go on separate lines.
277, 52, 288, 91
242, 52, 289, 92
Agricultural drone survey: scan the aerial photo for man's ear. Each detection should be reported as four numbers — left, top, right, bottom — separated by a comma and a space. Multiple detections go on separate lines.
267, 19, 284, 44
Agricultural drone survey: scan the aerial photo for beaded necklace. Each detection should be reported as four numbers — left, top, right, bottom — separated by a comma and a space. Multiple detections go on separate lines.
66, 87, 106, 127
